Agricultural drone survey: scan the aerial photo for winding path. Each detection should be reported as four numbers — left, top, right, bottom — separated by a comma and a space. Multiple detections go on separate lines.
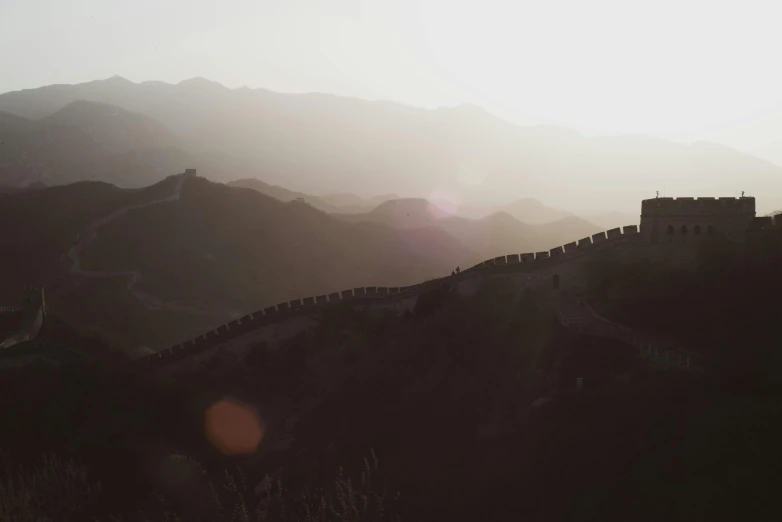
66, 172, 207, 314
552, 291, 703, 370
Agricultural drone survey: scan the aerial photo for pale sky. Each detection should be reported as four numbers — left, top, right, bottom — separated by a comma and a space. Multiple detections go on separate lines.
2, 0, 782, 137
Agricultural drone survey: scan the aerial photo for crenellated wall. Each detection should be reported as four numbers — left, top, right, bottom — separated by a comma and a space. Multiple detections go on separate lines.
122, 206, 777, 377
640, 196, 755, 243
105, 190, 779, 378
120, 225, 654, 375
131, 205, 782, 379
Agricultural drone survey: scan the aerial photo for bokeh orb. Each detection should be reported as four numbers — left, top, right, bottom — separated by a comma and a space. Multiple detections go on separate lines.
204, 399, 264, 455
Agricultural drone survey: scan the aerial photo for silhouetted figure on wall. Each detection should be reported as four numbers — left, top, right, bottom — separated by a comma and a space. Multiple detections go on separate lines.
451, 270, 456, 276
456, 266, 461, 274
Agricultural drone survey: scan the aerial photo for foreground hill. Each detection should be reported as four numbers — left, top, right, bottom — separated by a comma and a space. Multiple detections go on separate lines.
337, 198, 602, 258
3, 257, 782, 521
0, 175, 478, 352
3, 77, 782, 212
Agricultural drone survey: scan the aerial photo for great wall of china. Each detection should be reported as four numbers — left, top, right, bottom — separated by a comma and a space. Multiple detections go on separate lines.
27, 168, 768, 377
67, 170, 207, 316
119, 222, 714, 377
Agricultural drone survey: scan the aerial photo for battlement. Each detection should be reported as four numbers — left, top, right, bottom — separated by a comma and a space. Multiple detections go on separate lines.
641, 197, 755, 217
640, 196, 756, 243
120, 222, 651, 375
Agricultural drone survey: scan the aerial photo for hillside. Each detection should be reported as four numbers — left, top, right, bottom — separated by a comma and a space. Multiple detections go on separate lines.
0, 175, 479, 352
0, 177, 180, 300
3, 262, 782, 521
498, 198, 572, 224
228, 178, 397, 214
337, 198, 602, 258
42, 100, 180, 153
583, 210, 640, 230
0, 103, 193, 187
80, 178, 478, 309
3, 77, 782, 212
0, 313, 115, 369
319, 192, 400, 212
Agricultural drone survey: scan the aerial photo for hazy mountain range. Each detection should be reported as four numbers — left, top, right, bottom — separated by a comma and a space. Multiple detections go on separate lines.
0, 172, 607, 353
228, 178, 399, 214
0, 175, 481, 352
0, 102, 193, 187
332, 198, 600, 259
2, 77, 781, 213
0, 75, 775, 353
686, 106, 782, 167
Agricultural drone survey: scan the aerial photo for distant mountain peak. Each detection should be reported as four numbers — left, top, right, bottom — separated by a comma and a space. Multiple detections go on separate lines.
102, 75, 134, 85
499, 198, 573, 225
56, 99, 127, 114
177, 77, 228, 91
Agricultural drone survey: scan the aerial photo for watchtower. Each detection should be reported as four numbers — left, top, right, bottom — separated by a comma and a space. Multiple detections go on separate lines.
640, 197, 755, 243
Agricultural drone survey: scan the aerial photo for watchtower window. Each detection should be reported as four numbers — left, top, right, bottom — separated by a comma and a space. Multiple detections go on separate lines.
680, 225, 688, 235
694, 225, 701, 236
667, 225, 674, 235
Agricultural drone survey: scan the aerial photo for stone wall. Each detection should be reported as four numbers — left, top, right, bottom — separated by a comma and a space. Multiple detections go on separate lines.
124, 215, 776, 376
640, 197, 755, 243
121, 225, 653, 375
129, 211, 781, 379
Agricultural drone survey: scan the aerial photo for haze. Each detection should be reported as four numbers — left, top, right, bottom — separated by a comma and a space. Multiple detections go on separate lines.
3, 0, 782, 142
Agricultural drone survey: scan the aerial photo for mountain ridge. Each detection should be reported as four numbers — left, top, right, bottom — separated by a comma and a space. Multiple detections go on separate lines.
3, 77, 781, 212
336, 197, 602, 258
0, 174, 480, 352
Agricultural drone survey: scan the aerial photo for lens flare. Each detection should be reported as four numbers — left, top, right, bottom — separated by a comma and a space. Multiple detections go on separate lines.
204, 399, 264, 455
427, 189, 461, 220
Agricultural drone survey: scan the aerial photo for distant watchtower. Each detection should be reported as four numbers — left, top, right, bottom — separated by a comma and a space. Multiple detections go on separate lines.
185, 168, 197, 176
640, 196, 755, 243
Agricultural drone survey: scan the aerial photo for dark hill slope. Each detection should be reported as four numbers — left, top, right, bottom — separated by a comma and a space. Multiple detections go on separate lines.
0, 176, 477, 352
81, 179, 478, 309
0, 176, 180, 300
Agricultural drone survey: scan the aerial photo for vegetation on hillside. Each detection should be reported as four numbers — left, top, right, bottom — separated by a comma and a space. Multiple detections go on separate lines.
2, 270, 782, 520
586, 239, 782, 386
0, 176, 479, 351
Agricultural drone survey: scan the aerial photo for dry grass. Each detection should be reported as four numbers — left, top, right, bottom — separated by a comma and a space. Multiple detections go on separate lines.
251, 449, 401, 522
0, 453, 101, 522
0, 450, 400, 522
